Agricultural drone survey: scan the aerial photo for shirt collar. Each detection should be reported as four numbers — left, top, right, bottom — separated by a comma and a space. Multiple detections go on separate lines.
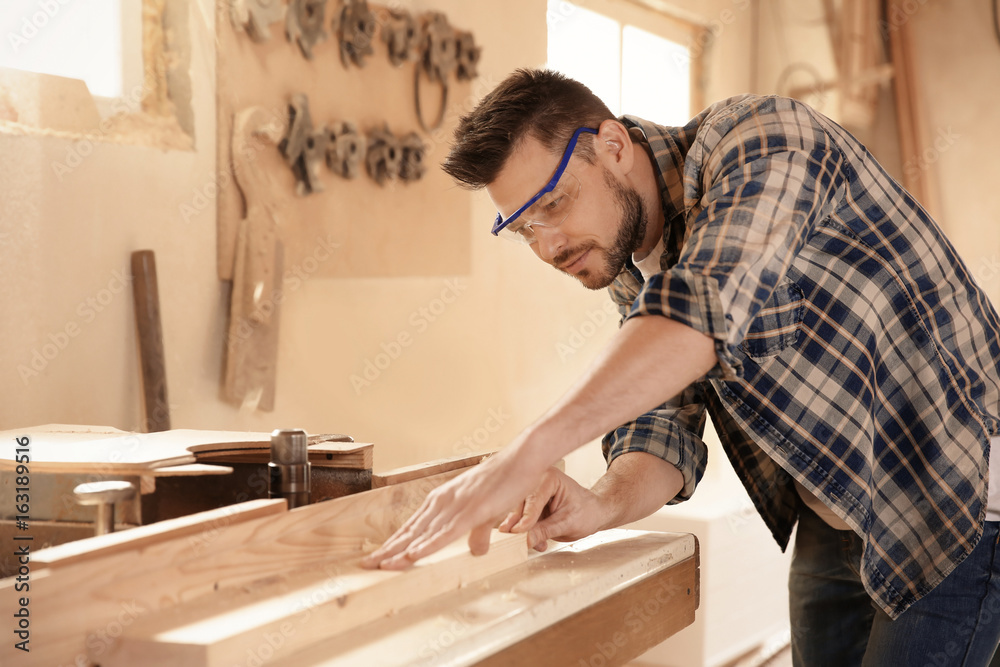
618, 115, 694, 271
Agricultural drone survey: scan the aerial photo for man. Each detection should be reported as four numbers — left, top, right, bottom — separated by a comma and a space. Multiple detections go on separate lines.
362, 69, 1000, 664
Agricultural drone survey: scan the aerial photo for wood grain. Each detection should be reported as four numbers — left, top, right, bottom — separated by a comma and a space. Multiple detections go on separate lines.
103, 532, 526, 667
131, 249, 172, 431
0, 468, 464, 666
477, 550, 699, 667
372, 452, 488, 487
33, 499, 286, 570
263, 530, 698, 667
223, 106, 286, 412
0, 428, 372, 473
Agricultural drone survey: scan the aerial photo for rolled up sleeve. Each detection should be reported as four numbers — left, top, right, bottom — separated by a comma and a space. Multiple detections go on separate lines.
602, 384, 708, 504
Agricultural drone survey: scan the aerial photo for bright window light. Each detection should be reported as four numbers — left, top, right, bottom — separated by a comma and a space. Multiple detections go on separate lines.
622, 25, 691, 126
547, 0, 622, 115
1, 0, 123, 98
547, 1, 693, 126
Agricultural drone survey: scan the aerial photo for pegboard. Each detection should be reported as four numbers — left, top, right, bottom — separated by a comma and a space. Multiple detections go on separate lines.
215, 0, 474, 281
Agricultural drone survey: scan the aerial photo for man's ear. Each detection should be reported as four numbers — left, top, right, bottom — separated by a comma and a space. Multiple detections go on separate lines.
596, 119, 634, 175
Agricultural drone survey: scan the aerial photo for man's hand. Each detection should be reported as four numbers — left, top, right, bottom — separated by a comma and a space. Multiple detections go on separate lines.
361, 448, 547, 570
498, 467, 608, 552
362, 316, 713, 570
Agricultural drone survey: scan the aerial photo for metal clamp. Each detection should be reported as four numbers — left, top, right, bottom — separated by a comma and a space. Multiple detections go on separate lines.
455, 31, 481, 81
399, 132, 427, 182
73, 481, 137, 536
269, 428, 311, 510
285, 0, 328, 59
335, 0, 377, 68
421, 12, 459, 83
382, 9, 421, 67
230, 0, 286, 43
279, 93, 325, 195
326, 121, 367, 179
366, 125, 402, 186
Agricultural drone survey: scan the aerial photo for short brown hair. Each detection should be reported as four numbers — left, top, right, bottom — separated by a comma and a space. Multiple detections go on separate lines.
442, 69, 615, 189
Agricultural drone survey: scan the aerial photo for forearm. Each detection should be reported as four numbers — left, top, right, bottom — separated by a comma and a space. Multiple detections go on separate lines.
592, 451, 685, 529
512, 314, 717, 470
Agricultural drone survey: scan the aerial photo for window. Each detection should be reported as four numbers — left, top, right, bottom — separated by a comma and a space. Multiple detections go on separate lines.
547, 0, 699, 126
1, 0, 144, 112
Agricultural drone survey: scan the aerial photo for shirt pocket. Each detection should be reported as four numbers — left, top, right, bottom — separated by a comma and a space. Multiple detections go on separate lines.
742, 280, 804, 359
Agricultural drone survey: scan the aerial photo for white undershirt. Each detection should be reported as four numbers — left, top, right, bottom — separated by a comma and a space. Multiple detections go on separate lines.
632, 234, 665, 282
632, 243, 1000, 530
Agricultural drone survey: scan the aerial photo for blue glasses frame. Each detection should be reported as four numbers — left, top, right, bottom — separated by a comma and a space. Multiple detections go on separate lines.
491, 126, 598, 236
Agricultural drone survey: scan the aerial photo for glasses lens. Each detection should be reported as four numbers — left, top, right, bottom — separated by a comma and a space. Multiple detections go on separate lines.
493, 170, 583, 245
522, 172, 580, 227
497, 220, 536, 244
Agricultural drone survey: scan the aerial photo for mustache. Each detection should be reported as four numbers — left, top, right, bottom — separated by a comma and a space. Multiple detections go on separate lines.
553, 244, 595, 269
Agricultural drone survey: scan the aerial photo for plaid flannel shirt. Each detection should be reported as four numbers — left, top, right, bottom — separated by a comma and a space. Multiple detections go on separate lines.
602, 94, 1000, 618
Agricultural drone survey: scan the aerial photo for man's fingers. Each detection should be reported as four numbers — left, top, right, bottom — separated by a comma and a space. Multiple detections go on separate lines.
361, 490, 451, 568
511, 475, 558, 532
468, 522, 493, 556
499, 502, 525, 532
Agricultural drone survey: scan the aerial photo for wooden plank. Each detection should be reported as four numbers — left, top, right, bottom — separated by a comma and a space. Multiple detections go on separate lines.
264, 531, 698, 667
0, 468, 464, 667
476, 551, 699, 667
33, 499, 286, 570
0, 428, 370, 473
144, 463, 236, 476
103, 532, 527, 667
887, 0, 940, 218
372, 452, 488, 488
131, 249, 172, 431
197, 441, 373, 470
223, 106, 286, 412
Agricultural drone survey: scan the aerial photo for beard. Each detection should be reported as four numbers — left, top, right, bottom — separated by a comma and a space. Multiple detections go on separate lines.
555, 167, 648, 290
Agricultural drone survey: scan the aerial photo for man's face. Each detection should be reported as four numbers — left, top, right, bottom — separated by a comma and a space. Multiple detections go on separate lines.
487, 134, 648, 290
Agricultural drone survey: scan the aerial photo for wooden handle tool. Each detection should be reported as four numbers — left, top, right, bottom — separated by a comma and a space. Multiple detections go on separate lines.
131, 249, 171, 432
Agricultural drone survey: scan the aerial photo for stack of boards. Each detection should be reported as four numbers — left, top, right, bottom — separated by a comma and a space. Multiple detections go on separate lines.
0, 427, 699, 666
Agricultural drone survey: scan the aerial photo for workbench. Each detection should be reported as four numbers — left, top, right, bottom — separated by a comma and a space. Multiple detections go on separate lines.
0, 427, 699, 666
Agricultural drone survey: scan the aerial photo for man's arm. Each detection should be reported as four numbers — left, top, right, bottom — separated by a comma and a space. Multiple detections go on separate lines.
362, 314, 716, 569
499, 451, 685, 551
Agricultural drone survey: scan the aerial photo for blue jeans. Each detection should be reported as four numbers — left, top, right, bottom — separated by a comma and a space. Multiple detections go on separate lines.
789, 504, 1000, 666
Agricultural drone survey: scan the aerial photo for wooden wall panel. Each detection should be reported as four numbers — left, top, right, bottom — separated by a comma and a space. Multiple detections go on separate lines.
216, 0, 474, 280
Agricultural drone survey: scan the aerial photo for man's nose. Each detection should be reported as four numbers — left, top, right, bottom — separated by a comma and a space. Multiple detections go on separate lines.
532, 224, 567, 262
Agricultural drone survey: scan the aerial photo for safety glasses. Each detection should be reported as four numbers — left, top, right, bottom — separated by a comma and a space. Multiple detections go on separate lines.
491, 126, 598, 244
